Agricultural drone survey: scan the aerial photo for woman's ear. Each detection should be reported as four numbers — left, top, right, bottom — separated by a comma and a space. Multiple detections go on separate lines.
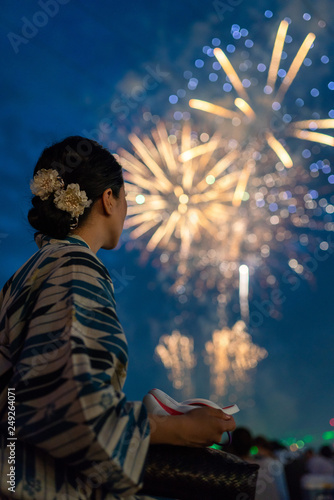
101, 188, 114, 215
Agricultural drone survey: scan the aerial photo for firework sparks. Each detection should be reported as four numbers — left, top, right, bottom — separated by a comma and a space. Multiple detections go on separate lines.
189, 20, 334, 176
118, 121, 247, 260
204, 321, 268, 396
112, 17, 333, 324
155, 330, 196, 395
239, 264, 249, 322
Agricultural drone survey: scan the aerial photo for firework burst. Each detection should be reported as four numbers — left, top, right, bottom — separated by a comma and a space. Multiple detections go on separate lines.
113, 17, 334, 320
204, 320, 268, 397
155, 330, 196, 396
189, 20, 334, 176
166, 18, 334, 303
118, 121, 253, 263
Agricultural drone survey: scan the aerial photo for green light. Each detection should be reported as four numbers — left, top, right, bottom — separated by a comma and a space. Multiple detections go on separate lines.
206, 175, 216, 185
250, 446, 258, 455
297, 440, 304, 449
323, 431, 334, 440
136, 194, 146, 205
210, 444, 222, 450
303, 435, 313, 443
242, 192, 250, 201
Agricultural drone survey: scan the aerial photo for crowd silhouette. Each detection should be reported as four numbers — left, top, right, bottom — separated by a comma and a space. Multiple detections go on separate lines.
224, 427, 334, 500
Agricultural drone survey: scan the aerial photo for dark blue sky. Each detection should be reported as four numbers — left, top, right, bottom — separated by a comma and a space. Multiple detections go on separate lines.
1, 0, 334, 449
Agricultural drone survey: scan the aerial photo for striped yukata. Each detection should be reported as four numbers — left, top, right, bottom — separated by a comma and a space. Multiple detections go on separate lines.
0, 233, 156, 500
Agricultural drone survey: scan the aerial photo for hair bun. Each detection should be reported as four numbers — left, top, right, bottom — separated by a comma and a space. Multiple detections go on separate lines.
28, 195, 72, 239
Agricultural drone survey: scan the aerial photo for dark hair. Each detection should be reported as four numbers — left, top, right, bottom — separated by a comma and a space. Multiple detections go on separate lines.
320, 445, 333, 458
253, 436, 273, 451
231, 427, 252, 457
28, 136, 124, 239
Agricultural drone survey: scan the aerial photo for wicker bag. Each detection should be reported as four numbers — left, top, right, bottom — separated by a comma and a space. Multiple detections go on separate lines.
139, 444, 259, 500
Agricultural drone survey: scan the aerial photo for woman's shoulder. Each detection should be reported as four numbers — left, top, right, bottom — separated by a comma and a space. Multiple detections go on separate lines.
38, 240, 111, 281
1, 240, 111, 305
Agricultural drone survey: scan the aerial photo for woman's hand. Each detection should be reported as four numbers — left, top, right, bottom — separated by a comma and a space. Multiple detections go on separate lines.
179, 407, 236, 447
148, 407, 236, 447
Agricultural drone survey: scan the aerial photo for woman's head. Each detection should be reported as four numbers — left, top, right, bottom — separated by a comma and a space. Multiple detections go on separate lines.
28, 136, 124, 240
231, 427, 252, 457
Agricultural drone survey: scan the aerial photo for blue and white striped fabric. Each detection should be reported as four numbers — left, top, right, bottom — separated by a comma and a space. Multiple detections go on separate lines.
0, 234, 155, 499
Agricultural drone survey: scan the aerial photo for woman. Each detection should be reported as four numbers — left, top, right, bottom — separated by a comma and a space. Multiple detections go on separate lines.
0, 136, 235, 499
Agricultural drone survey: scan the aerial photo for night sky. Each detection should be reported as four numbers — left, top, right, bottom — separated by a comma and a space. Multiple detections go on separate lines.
1, 0, 334, 450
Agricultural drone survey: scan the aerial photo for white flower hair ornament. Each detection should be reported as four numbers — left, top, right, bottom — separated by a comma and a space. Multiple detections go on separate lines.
30, 168, 64, 200
53, 183, 92, 218
30, 169, 92, 228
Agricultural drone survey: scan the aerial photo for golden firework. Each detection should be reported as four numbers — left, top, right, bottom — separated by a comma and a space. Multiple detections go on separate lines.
155, 330, 196, 395
118, 121, 250, 260
189, 20, 334, 170
204, 320, 268, 396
